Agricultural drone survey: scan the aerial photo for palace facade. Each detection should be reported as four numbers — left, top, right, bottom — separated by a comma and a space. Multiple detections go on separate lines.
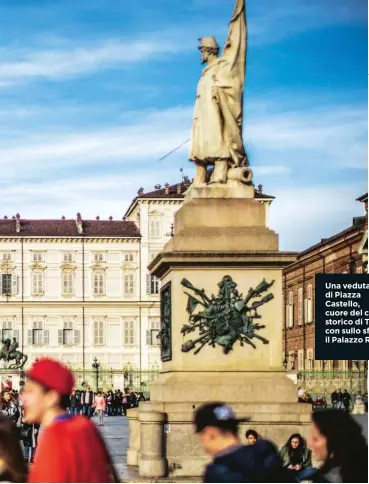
0, 182, 187, 389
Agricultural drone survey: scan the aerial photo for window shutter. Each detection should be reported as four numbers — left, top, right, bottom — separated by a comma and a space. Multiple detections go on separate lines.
13, 329, 19, 342
304, 298, 308, 322
58, 329, 63, 345
74, 330, 80, 345
146, 330, 151, 345
307, 284, 313, 299
44, 330, 49, 345
0, 275, 2, 294
28, 330, 33, 345
288, 305, 293, 328
298, 288, 303, 325
12, 275, 18, 295
93, 321, 98, 345
146, 274, 151, 294
288, 291, 293, 305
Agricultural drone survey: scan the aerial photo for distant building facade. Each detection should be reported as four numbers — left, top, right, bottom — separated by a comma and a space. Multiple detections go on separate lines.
0, 182, 188, 389
283, 193, 368, 398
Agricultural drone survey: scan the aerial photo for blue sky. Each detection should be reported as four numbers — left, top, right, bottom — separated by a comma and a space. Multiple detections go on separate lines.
0, 0, 367, 250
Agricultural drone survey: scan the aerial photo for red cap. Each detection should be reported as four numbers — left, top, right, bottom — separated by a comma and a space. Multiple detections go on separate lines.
26, 358, 75, 396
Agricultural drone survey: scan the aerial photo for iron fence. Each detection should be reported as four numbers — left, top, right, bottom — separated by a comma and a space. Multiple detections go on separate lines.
297, 370, 367, 400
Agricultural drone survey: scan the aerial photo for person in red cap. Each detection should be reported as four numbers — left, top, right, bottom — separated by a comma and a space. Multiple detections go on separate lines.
22, 357, 118, 483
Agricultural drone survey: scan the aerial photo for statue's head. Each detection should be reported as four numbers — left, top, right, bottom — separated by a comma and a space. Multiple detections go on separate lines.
198, 37, 219, 64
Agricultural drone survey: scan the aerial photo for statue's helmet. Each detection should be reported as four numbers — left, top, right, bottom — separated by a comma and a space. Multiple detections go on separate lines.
198, 36, 219, 51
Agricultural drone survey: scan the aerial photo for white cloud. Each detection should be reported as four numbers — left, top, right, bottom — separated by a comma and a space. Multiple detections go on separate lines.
245, 104, 367, 169
0, 38, 180, 86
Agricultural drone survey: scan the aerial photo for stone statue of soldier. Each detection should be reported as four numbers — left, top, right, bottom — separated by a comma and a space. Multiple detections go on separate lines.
189, 0, 252, 186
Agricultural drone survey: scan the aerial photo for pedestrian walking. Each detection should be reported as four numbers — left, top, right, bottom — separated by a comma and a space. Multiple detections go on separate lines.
0, 415, 28, 482
80, 386, 94, 419
308, 408, 368, 482
122, 389, 129, 416
92, 391, 106, 427
69, 390, 79, 417
193, 402, 290, 483
342, 389, 352, 412
22, 357, 119, 483
331, 389, 338, 409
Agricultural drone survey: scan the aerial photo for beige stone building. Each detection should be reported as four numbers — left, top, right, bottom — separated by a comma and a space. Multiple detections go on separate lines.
0, 183, 186, 389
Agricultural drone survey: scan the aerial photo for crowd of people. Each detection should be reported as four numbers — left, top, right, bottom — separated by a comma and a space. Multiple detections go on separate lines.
0, 360, 367, 483
297, 386, 369, 413
68, 388, 147, 423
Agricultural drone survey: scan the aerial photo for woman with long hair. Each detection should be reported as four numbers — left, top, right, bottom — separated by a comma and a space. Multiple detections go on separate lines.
0, 415, 28, 483
308, 409, 368, 483
280, 432, 312, 478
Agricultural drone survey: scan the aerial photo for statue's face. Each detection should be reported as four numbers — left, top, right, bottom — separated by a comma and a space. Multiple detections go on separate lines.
200, 47, 209, 65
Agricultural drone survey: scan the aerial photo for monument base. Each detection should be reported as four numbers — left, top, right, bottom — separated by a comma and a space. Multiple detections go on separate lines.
128, 372, 311, 478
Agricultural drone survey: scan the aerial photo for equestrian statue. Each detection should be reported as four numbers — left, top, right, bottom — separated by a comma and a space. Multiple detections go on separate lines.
0, 338, 28, 369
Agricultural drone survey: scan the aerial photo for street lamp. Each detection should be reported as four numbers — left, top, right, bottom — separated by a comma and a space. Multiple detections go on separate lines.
92, 357, 100, 392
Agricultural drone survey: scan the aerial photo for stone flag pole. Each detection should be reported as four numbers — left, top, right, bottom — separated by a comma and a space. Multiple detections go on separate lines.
127, 0, 310, 479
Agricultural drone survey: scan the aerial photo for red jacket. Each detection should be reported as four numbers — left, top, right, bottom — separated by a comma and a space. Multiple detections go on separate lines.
29, 416, 115, 483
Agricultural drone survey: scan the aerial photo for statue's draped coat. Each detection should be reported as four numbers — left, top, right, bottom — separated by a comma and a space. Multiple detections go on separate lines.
189, 0, 248, 167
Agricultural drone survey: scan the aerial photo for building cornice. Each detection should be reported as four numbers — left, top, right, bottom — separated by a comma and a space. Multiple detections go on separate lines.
0, 301, 160, 309
0, 237, 141, 243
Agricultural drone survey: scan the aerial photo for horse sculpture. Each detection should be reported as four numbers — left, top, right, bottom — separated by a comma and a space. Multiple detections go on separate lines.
0, 339, 28, 369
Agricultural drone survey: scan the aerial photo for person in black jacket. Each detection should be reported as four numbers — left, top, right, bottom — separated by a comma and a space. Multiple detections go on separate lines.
194, 402, 292, 483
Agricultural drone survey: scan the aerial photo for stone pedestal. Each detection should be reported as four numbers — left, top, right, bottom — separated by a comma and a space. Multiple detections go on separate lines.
127, 184, 307, 478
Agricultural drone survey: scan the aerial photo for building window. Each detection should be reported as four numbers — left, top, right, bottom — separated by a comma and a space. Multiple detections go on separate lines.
286, 291, 294, 328
58, 321, 79, 346
356, 267, 363, 274
32, 252, 44, 262
298, 349, 304, 371
146, 274, 160, 295
1, 253, 11, 261
32, 272, 44, 295
62, 273, 74, 296
1, 274, 12, 295
124, 274, 135, 295
63, 252, 74, 263
123, 321, 135, 345
149, 218, 161, 238
93, 252, 104, 263
123, 253, 134, 262
1, 320, 12, 341
93, 273, 105, 296
298, 288, 303, 325
146, 320, 160, 346
305, 284, 313, 323
29, 321, 48, 346
93, 320, 104, 346
306, 348, 314, 370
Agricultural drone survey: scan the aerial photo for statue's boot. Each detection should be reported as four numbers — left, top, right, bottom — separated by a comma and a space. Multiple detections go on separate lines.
209, 160, 228, 184
193, 163, 207, 186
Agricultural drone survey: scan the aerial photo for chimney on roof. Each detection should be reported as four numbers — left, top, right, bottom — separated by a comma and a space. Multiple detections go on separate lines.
154, 184, 161, 190
177, 184, 182, 194
165, 183, 170, 195
109, 216, 113, 221
257, 184, 263, 194
15, 213, 21, 233
75, 212, 83, 234
138, 187, 144, 196
96, 216, 100, 220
